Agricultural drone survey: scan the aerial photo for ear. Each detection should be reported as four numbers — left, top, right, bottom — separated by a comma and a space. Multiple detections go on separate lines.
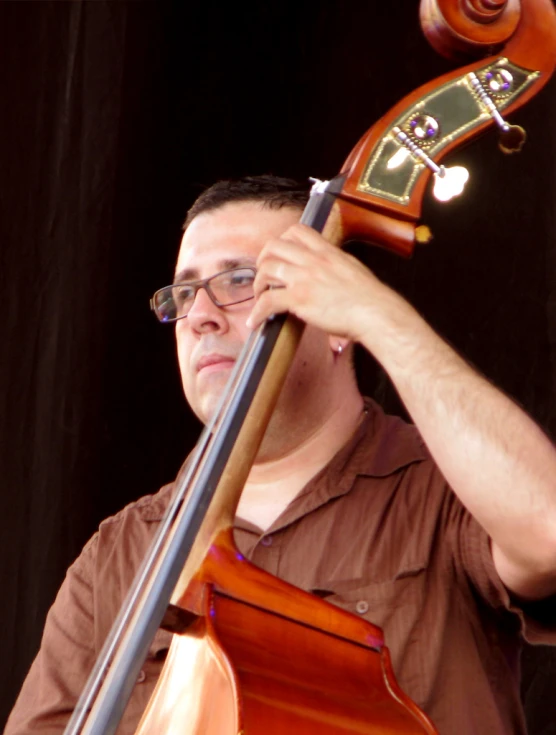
328, 334, 350, 356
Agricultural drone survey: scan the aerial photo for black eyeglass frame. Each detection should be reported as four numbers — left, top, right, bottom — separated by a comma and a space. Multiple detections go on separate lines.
150, 266, 257, 323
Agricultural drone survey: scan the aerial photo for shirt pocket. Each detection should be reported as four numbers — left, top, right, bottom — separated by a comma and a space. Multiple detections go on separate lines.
311, 569, 426, 661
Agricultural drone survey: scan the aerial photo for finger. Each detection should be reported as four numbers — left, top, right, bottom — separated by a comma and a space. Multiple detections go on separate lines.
258, 225, 338, 266
257, 236, 315, 270
253, 258, 298, 297
279, 223, 333, 253
246, 288, 291, 329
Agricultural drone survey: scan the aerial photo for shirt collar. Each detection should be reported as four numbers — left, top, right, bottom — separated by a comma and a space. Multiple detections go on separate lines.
140, 397, 428, 530
237, 397, 428, 535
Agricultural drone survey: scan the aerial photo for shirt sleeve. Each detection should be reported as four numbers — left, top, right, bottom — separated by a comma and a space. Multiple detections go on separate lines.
5, 494, 173, 735
458, 507, 556, 646
4, 535, 98, 734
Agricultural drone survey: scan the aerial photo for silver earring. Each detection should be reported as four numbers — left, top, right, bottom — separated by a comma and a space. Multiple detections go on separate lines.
336, 344, 343, 355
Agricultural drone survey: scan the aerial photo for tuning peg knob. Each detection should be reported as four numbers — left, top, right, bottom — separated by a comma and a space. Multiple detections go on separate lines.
498, 124, 526, 154
433, 166, 470, 202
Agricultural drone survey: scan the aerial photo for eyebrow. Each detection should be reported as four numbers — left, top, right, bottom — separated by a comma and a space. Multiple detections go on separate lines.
173, 257, 257, 284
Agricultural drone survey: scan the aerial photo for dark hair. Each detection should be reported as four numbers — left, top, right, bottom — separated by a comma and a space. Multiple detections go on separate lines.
183, 174, 310, 230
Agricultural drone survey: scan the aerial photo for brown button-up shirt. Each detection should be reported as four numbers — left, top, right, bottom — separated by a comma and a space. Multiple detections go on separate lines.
6, 399, 555, 734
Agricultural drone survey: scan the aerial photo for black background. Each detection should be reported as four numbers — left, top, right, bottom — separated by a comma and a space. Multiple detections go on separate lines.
1, 1, 555, 731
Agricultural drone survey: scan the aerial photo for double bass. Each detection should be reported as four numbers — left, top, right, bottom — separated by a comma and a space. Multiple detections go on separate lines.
65, 1, 556, 732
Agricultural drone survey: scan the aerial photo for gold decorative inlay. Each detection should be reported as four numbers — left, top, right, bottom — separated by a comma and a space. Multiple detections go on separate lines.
357, 58, 540, 205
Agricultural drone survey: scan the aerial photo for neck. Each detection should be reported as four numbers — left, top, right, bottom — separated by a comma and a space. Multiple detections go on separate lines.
236, 381, 364, 530
249, 387, 364, 485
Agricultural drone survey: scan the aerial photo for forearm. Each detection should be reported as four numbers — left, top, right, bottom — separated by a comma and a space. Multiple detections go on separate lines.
359, 290, 556, 599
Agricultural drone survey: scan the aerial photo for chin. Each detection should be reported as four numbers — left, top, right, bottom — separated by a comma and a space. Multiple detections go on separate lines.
196, 395, 223, 426
197, 375, 235, 421
184, 380, 223, 426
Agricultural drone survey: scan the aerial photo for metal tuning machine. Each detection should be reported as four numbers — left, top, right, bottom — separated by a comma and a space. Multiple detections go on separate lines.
468, 70, 526, 154
391, 126, 470, 203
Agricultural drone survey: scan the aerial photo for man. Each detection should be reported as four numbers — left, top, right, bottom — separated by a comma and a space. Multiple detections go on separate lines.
6, 175, 556, 734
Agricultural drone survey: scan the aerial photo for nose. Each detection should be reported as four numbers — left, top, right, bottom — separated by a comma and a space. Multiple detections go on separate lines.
185, 285, 228, 335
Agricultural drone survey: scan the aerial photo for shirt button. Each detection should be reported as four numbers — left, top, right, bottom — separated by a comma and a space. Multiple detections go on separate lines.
355, 600, 369, 615
137, 670, 146, 683
260, 536, 272, 547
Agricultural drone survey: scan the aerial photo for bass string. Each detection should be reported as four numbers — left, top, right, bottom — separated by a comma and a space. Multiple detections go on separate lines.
67, 180, 337, 735
65, 319, 269, 734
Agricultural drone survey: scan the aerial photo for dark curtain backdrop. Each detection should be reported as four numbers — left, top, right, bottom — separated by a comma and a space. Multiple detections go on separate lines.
1, 0, 555, 731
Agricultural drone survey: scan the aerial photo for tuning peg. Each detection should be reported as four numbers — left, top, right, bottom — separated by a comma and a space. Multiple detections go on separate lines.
468, 71, 526, 155
433, 166, 470, 202
391, 127, 470, 203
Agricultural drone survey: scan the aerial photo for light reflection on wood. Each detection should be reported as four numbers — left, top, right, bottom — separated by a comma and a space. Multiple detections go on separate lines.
135, 617, 237, 735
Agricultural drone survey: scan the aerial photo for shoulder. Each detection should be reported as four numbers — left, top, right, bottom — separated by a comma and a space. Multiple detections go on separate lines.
99, 482, 175, 529
69, 482, 175, 587
95, 482, 175, 558
358, 397, 437, 480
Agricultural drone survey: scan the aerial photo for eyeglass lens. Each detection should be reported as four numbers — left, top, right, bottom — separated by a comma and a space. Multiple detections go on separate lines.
154, 268, 256, 322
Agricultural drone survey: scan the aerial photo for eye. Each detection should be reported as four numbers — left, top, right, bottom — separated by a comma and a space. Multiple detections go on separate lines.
174, 284, 196, 305
229, 270, 256, 287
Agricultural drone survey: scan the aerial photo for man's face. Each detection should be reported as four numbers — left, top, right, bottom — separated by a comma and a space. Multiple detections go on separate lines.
174, 200, 303, 424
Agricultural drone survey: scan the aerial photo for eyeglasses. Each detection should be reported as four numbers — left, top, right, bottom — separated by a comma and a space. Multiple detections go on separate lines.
150, 267, 257, 323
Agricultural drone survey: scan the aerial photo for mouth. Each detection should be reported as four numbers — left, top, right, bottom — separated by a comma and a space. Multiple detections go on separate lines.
196, 354, 236, 375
